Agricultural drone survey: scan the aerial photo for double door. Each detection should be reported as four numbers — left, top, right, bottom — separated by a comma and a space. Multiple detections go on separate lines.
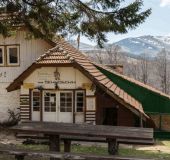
43, 91, 73, 122
32, 90, 73, 123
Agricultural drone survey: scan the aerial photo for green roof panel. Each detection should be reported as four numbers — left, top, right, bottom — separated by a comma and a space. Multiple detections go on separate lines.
97, 66, 170, 114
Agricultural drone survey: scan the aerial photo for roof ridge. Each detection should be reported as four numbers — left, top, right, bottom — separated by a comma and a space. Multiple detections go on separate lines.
36, 44, 75, 64
36, 46, 59, 62
56, 39, 91, 61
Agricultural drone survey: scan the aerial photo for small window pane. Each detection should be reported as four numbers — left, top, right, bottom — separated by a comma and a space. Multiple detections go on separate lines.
67, 93, 72, 98
45, 107, 50, 112
51, 94, 55, 97
77, 108, 83, 112
44, 92, 56, 112
33, 97, 39, 102
33, 92, 40, 96
33, 101, 40, 106
51, 106, 56, 112
9, 48, 18, 64
67, 108, 72, 112
60, 93, 64, 97
77, 97, 83, 101
45, 102, 50, 106
76, 91, 84, 112
33, 107, 40, 111
60, 92, 72, 112
60, 108, 65, 112
0, 48, 3, 64
77, 102, 83, 106
77, 93, 83, 96
51, 102, 56, 107
44, 97, 50, 101
32, 91, 40, 111
45, 93, 50, 96
67, 102, 72, 107
60, 103, 65, 107
60, 97, 65, 100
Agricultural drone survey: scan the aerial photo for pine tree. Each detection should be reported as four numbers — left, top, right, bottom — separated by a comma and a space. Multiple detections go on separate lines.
0, 0, 151, 47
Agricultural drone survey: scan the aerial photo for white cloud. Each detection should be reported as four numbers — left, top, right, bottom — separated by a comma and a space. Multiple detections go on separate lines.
160, 0, 170, 7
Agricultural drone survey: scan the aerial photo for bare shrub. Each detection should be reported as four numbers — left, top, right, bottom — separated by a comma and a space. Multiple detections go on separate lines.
0, 109, 20, 127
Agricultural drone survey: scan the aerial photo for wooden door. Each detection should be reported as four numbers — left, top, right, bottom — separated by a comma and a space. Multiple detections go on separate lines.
75, 90, 85, 123
59, 91, 73, 123
32, 90, 41, 121
43, 91, 57, 122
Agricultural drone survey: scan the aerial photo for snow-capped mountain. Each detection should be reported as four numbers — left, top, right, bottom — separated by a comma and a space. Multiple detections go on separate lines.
69, 36, 170, 58
115, 35, 170, 57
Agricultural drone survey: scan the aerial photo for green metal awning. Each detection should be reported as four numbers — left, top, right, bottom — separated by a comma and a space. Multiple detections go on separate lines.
96, 66, 170, 114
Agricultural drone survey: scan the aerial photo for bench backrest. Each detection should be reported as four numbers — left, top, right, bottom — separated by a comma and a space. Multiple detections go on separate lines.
10, 122, 154, 141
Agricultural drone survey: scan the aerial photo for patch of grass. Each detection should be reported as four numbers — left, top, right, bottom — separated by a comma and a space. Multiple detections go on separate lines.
16, 144, 49, 151
72, 145, 170, 159
72, 144, 108, 155
119, 148, 170, 160
13, 143, 170, 159
0, 142, 170, 160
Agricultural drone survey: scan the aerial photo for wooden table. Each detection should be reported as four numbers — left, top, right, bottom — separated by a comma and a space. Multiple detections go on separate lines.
10, 122, 154, 156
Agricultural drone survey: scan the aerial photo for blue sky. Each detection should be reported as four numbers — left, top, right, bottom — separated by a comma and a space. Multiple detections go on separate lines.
78, 0, 170, 45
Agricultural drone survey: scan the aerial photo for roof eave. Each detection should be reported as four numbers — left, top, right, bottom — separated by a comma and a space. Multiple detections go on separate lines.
6, 63, 39, 92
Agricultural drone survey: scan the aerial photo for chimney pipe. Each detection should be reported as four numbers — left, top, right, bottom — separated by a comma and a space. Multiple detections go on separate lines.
106, 64, 123, 74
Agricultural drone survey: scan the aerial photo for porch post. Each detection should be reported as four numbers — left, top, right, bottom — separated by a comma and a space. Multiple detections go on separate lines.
29, 89, 32, 121
40, 90, 43, 121
140, 113, 143, 127
73, 90, 75, 123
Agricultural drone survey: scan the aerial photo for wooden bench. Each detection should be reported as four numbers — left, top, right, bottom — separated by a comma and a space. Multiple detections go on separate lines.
60, 135, 155, 145
10, 122, 154, 158
18, 134, 154, 146
59, 135, 154, 155
0, 148, 154, 160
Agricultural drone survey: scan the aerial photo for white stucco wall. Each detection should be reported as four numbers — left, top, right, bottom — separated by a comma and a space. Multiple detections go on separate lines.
0, 83, 20, 121
21, 67, 96, 123
0, 30, 53, 121
23, 67, 94, 95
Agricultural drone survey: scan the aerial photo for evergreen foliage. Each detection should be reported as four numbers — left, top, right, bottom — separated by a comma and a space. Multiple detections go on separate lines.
0, 0, 151, 47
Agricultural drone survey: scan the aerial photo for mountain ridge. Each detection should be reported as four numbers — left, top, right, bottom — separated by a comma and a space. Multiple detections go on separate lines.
69, 35, 170, 57
114, 35, 170, 57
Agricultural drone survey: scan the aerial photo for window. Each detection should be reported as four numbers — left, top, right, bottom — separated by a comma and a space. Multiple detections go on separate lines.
76, 91, 84, 112
7, 45, 19, 65
0, 47, 4, 66
32, 91, 40, 111
0, 45, 20, 67
60, 92, 72, 112
44, 92, 56, 112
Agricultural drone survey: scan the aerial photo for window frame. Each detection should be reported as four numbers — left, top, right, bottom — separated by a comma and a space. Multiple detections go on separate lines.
75, 90, 85, 113
44, 91, 56, 112
60, 91, 73, 112
32, 90, 41, 112
6, 45, 20, 66
0, 46, 5, 66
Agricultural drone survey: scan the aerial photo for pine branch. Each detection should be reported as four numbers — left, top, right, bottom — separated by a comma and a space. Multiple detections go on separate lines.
0, 0, 151, 47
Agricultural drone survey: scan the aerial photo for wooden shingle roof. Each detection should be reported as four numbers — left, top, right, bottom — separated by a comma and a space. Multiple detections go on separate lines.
7, 39, 148, 119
